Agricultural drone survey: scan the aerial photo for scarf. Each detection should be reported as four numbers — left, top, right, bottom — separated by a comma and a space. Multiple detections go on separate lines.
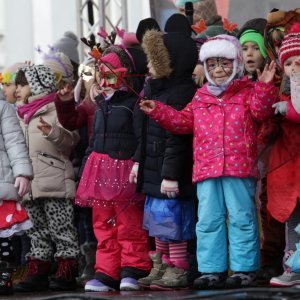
206, 82, 229, 96
17, 92, 56, 124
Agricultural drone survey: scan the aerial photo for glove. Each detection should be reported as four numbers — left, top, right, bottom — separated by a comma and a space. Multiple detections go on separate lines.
160, 179, 179, 199
272, 101, 288, 115
129, 162, 139, 184
14, 176, 30, 197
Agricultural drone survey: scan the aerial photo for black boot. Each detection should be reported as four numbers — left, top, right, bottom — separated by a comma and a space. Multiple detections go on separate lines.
49, 258, 78, 291
14, 259, 51, 292
0, 268, 13, 295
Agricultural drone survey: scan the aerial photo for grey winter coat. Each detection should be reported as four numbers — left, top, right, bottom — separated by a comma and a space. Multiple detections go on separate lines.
0, 100, 33, 200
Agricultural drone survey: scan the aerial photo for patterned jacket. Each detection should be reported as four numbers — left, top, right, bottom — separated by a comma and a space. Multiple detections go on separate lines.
148, 77, 278, 183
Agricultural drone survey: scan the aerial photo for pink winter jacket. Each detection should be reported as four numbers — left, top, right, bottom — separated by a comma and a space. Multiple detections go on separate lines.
148, 78, 278, 183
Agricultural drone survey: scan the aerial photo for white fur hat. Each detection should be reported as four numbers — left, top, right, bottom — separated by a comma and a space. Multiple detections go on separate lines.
200, 34, 244, 85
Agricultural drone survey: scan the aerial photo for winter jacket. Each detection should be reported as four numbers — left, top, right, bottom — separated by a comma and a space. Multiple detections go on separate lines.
267, 93, 300, 223
134, 31, 198, 199
0, 100, 33, 200
148, 78, 278, 183
85, 91, 140, 161
55, 95, 96, 139
18, 99, 79, 201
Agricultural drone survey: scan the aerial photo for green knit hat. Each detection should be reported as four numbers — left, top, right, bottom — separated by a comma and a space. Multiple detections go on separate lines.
175, 0, 199, 7
239, 29, 267, 58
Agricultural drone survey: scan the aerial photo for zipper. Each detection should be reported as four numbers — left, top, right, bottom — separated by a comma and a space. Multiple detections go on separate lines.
24, 124, 33, 200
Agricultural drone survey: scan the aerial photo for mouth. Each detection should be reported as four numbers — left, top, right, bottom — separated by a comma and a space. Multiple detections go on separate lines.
246, 60, 255, 65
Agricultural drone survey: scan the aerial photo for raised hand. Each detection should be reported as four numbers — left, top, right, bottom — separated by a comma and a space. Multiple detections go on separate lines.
139, 99, 156, 114
257, 61, 276, 83
37, 117, 52, 136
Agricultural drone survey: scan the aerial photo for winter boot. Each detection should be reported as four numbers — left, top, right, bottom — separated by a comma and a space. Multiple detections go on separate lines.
0, 268, 14, 295
150, 259, 189, 290
76, 242, 96, 287
14, 259, 51, 292
193, 272, 227, 290
49, 258, 78, 291
226, 271, 257, 288
138, 252, 168, 289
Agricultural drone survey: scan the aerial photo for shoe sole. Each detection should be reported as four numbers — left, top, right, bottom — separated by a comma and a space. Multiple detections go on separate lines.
150, 284, 189, 291
85, 285, 116, 292
270, 281, 300, 287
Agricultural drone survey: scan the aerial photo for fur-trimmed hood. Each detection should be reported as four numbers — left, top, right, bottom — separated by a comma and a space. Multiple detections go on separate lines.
142, 30, 198, 79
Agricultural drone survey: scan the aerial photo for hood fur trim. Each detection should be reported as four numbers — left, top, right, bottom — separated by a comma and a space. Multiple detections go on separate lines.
142, 30, 173, 78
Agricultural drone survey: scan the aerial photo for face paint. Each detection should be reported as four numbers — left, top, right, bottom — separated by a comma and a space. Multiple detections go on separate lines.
99, 65, 127, 89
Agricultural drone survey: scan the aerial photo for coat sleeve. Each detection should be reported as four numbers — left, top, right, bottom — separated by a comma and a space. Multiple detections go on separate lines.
44, 120, 80, 155
249, 81, 278, 122
148, 100, 194, 134
1, 102, 33, 179
55, 96, 88, 131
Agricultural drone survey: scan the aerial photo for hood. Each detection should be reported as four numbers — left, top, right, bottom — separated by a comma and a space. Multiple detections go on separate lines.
142, 30, 198, 80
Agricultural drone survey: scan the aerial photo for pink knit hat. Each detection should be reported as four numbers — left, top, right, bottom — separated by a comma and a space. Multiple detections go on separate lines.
100, 52, 122, 69
279, 23, 300, 66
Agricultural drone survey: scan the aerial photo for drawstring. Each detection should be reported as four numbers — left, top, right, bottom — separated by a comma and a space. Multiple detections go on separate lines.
106, 200, 133, 227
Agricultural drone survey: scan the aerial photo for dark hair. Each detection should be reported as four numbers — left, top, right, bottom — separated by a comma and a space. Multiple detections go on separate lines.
15, 70, 29, 86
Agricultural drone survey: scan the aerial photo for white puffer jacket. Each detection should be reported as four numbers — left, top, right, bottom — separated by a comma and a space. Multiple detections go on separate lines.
0, 100, 33, 200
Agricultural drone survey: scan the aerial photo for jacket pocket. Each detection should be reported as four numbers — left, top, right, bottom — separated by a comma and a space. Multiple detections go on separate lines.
36, 153, 66, 193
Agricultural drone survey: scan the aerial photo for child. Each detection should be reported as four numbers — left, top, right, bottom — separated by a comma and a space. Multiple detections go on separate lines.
13, 65, 80, 292
0, 98, 33, 295
238, 18, 267, 80
140, 34, 277, 289
238, 17, 284, 283
132, 30, 198, 290
75, 45, 151, 292
1, 63, 27, 105
267, 23, 300, 287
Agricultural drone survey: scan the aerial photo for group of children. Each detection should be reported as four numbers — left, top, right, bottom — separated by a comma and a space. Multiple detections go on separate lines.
0, 1, 300, 295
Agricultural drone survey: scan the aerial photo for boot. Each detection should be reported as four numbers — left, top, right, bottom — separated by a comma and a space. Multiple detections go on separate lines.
138, 252, 168, 289
0, 268, 13, 295
14, 259, 51, 292
150, 259, 189, 290
76, 242, 96, 287
49, 258, 78, 291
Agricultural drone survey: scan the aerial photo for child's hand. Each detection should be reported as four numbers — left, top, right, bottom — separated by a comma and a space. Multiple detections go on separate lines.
37, 117, 52, 136
57, 83, 74, 102
257, 61, 276, 83
272, 101, 288, 115
160, 179, 179, 198
139, 99, 156, 114
14, 176, 30, 197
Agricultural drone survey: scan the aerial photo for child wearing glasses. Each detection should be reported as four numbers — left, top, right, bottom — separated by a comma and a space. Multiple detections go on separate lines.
139, 34, 278, 289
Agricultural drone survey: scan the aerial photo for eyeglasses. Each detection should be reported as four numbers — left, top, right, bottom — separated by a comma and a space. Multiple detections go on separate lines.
206, 58, 234, 72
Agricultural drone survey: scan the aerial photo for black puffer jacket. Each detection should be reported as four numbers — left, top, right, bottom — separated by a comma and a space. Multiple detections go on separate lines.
134, 31, 198, 199
86, 91, 140, 160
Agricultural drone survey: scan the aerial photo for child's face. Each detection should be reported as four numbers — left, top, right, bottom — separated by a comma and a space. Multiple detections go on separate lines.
15, 84, 31, 104
206, 57, 234, 85
283, 55, 300, 77
147, 61, 157, 78
2, 83, 17, 104
242, 42, 264, 74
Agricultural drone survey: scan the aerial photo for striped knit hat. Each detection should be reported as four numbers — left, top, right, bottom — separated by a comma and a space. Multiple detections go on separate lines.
279, 22, 300, 66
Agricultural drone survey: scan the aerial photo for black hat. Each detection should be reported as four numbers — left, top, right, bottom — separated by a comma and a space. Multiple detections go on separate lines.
164, 13, 191, 35
136, 18, 161, 43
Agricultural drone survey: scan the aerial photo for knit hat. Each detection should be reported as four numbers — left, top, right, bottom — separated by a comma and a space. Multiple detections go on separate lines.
239, 29, 267, 58
175, 0, 199, 7
18, 65, 57, 96
100, 52, 123, 69
136, 18, 161, 43
238, 18, 267, 58
200, 34, 244, 85
0, 62, 27, 84
52, 31, 80, 65
164, 13, 192, 35
43, 51, 74, 84
278, 23, 300, 66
